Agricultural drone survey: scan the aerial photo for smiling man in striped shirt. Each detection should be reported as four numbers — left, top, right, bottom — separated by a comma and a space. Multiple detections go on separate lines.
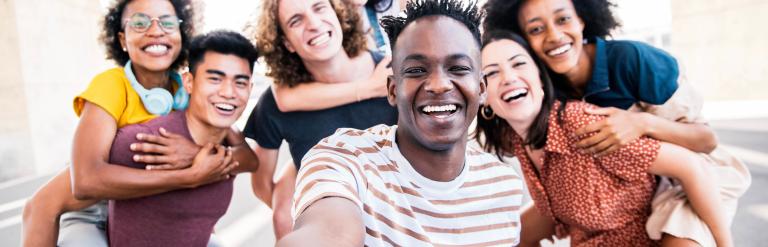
277, 0, 524, 246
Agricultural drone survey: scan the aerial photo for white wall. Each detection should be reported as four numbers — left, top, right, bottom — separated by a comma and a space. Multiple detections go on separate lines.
1, 0, 110, 179
0, 0, 35, 181
670, 0, 768, 101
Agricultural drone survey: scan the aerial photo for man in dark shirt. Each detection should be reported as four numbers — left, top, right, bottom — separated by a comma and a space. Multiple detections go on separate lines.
244, 0, 398, 240
107, 30, 259, 247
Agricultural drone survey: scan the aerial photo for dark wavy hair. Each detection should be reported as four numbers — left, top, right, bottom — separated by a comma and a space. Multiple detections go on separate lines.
473, 30, 564, 159
100, 0, 196, 71
483, 0, 620, 39
380, 0, 482, 51
188, 30, 259, 74
253, 0, 367, 87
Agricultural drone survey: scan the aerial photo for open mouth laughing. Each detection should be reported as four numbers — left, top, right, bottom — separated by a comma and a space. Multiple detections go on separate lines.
418, 102, 462, 121
213, 103, 238, 115
142, 43, 172, 56
501, 88, 529, 103
545, 43, 572, 57
307, 31, 331, 47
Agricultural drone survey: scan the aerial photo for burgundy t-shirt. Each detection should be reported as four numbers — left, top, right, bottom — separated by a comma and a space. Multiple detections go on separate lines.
107, 110, 234, 247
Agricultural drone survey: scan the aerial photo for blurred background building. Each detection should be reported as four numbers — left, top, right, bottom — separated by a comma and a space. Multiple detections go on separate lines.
1, 0, 766, 246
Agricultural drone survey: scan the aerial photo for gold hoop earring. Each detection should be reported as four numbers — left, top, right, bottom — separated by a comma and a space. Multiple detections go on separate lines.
481, 105, 495, 120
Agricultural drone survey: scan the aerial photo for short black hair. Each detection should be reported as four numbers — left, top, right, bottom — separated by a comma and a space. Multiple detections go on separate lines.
474, 29, 565, 158
483, 0, 620, 39
380, 0, 482, 50
188, 30, 259, 74
100, 0, 196, 70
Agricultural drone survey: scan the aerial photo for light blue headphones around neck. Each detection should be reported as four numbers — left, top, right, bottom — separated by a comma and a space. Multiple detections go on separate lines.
125, 61, 189, 116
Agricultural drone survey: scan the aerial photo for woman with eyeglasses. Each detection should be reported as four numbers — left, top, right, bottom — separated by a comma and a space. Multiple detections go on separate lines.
21, 1, 241, 246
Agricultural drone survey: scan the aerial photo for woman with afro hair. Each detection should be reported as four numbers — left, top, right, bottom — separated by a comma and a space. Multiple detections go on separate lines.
21, 1, 253, 246
482, 0, 751, 246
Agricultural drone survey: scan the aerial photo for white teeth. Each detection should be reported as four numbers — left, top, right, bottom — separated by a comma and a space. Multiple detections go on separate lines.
502, 88, 528, 101
547, 43, 571, 56
144, 45, 168, 54
214, 103, 235, 111
309, 32, 330, 46
422, 104, 457, 113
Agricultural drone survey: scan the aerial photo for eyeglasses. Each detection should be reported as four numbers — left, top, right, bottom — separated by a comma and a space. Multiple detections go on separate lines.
123, 13, 182, 33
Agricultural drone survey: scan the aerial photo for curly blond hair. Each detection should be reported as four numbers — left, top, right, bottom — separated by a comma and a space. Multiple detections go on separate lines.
252, 0, 367, 87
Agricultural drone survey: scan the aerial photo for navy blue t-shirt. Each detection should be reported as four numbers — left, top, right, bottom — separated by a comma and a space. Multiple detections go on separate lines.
581, 37, 679, 109
243, 52, 397, 168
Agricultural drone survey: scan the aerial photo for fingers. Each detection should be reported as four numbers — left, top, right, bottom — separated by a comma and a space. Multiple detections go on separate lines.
159, 127, 185, 139
146, 164, 175, 170
136, 133, 169, 145
375, 56, 393, 78
222, 161, 239, 177
159, 128, 172, 138
573, 126, 611, 148
379, 56, 392, 68
217, 147, 238, 180
583, 138, 615, 156
133, 153, 170, 164
130, 142, 169, 154
212, 144, 226, 160
200, 142, 215, 153
594, 144, 621, 157
573, 120, 606, 137
220, 147, 233, 169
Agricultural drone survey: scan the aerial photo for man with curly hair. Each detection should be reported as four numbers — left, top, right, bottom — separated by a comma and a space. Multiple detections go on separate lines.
276, 0, 524, 246
244, 0, 398, 240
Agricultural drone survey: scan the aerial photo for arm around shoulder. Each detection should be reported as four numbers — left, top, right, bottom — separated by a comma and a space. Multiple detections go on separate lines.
272, 81, 364, 112
642, 112, 718, 153
71, 102, 206, 200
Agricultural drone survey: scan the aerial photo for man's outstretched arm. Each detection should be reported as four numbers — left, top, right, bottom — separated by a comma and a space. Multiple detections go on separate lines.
276, 197, 364, 247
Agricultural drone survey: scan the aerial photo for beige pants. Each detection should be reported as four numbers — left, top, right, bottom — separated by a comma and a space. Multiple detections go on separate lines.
646, 148, 751, 247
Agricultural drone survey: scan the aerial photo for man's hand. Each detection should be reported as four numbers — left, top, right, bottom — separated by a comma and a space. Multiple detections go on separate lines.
361, 56, 392, 100
130, 127, 201, 170
182, 143, 239, 188
573, 107, 647, 156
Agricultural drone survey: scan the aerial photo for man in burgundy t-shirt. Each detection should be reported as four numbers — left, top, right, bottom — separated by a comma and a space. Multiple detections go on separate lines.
106, 31, 259, 247
108, 110, 234, 246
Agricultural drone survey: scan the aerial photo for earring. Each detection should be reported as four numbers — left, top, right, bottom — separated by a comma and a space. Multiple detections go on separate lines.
583, 38, 588, 44
481, 105, 496, 120
122, 47, 127, 52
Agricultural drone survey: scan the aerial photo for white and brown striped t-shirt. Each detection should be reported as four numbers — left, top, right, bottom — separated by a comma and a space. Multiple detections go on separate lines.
294, 124, 523, 246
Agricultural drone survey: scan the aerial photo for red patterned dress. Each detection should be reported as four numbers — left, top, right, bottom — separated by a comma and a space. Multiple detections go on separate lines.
513, 101, 661, 246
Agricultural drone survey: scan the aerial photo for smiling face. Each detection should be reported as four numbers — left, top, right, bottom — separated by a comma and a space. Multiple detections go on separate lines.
517, 0, 584, 75
278, 0, 344, 62
118, 0, 182, 72
185, 51, 253, 130
482, 39, 544, 133
389, 16, 485, 151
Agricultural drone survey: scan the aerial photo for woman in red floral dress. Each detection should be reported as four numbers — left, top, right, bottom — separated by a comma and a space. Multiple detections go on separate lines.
474, 30, 733, 247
